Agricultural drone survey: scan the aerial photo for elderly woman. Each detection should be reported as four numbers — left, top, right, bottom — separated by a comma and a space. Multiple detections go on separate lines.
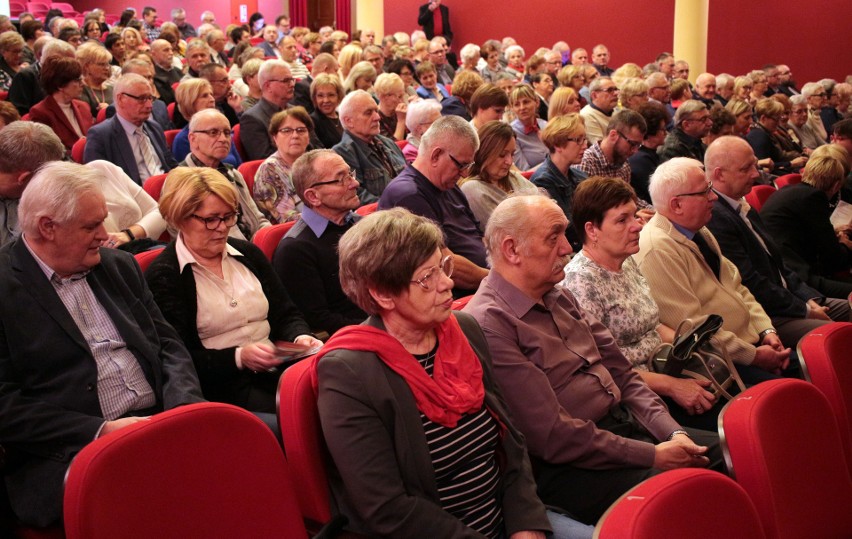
253, 108, 313, 223
375, 73, 407, 141
746, 98, 808, 175
310, 73, 345, 148
802, 82, 830, 143
460, 122, 537, 227
769, 94, 806, 157
29, 56, 93, 153
619, 78, 650, 111
761, 145, 852, 298
548, 87, 582, 120
529, 114, 588, 250
505, 44, 525, 79
704, 106, 736, 147
458, 43, 481, 73
478, 41, 506, 84
239, 57, 264, 109
0, 32, 26, 91
788, 94, 826, 151
146, 167, 322, 414
510, 84, 548, 170
733, 76, 754, 105
530, 72, 554, 120
171, 79, 243, 166
402, 99, 441, 163
416, 60, 450, 101
470, 83, 510, 131
343, 60, 377, 94
315, 207, 573, 539
76, 42, 114, 117
562, 177, 720, 430
748, 70, 769, 104
725, 98, 753, 137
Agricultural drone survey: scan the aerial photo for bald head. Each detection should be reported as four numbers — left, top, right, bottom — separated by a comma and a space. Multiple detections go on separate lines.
705, 136, 760, 200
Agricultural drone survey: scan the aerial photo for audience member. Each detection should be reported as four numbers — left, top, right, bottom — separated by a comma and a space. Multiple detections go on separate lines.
510, 84, 548, 169
76, 42, 115, 116
200, 63, 243, 126
182, 40, 211, 80
403, 99, 442, 163
658, 100, 711, 162
591, 44, 613, 76
469, 83, 509, 131
580, 77, 619, 144
151, 39, 182, 105
240, 60, 295, 160
171, 78, 242, 166
577, 109, 646, 185
171, 8, 196, 39
628, 101, 670, 203
309, 72, 345, 148
9, 38, 75, 115
747, 98, 808, 175
28, 55, 93, 153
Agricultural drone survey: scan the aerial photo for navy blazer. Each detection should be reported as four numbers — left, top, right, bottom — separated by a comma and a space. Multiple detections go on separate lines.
83, 115, 178, 185
0, 241, 203, 526
257, 41, 279, 59
707, 194, 822, 321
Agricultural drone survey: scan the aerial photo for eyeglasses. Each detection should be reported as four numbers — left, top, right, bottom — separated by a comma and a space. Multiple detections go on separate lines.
192, 128, 232, 138
278, 127, 310, 136
191, 211, 240, 230
410, 255, 454, 291
675, 180, 713, 198
121, 92, 156, 103
565, 135, 587, 145
447, 152, 475, 173
310, 168, 356, 188
207, 77, 229, 84
268, 77, 295, 85
617, 131, 642, 150
598, 87, 619, 94
686, 115, 712, 124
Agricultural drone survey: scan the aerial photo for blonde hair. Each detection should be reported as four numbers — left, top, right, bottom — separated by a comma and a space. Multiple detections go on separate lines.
802, 144, 850, 191
548, 87, 580, 120
175, 78, 214, 121
159, 167, 238, 229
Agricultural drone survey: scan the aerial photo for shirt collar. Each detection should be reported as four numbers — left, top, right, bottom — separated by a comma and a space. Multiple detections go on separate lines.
175, 233, 242, 272
671, 221, 696, 240
715, 189, 742, 212
22, 233, 91, 283
116, 114, 143, 138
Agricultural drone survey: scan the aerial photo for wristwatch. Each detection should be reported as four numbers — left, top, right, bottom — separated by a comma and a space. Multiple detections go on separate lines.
758, 328, 777, 340
667, 430, 690, 441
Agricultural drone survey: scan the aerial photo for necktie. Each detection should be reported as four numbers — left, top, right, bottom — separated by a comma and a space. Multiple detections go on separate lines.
135, 127, 163, 179
693, 232, 721, 279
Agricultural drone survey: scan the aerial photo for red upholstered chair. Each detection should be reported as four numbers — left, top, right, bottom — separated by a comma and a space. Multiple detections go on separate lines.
237, 159, 264, 195
774, 173, 802, 189
452, 295, 474, 311
70, 137, 86, 164
250, 36, 264, 45
171, 82, 180, 92
595, 468, 765, 539
0, 90, 8, 101
744, 184, 776, 212
355, 202, 378, 216
232, 123, 248, 161
64, 403, 309, 539
521, 169, 534, 179
252, 220, 298, 261
719, 379, 852, 538
395, 139, 407, 150
798, 322, 852, 474
133, 248, 164, 273
163, 129, 180, 149
166, 102, 175, 122
142, 173, 168, 201
94, 107, 107, 124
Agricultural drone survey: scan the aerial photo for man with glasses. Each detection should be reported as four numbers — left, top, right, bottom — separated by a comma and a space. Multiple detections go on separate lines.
379, 115, 488, 297
428, 37, 454, 86
333, 90, 406, 204
180, 109, 269, 240
543, 50, 563, 87
84, 73, 177, 185
577, 109, 647, 184
240, 60, 296, 160
171, 8, 196, 39
200, 63, 243, 127
272, 150, 367, 335
659, 100, 712, 163
150, 39, 182, 105
636, 157, 792, 384
580, 77, 619, 144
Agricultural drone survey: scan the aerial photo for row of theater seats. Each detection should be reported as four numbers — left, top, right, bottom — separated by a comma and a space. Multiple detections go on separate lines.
14, 314, 851, 538
745, 173, 802, 211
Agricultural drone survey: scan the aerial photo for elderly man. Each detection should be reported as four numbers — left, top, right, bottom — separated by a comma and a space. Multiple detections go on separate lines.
362, 44, 385, 74
464, 193, 720, 525
591, 44, 613, 77
636, 157, 792, 383
333, 90, 406, 204
200, 63, 242, 126
141, 6, 160, 42
359, 28, 376, 46
272, 150, 367, 335
379, 116, 488, 296
0, 162, 203, 527
113, 58, 174, 130
428, 37, 455, 86
150, 39, 182, 105
570, 47, 588, 66
658, 100, 711, 162
290, 52, 338, 113
646, 72, 671, 107
693, 73, 717, 108
543, 50, 563, 86
240, 60, 295, 160
200, 10, 216, 26
205, 29, 230, 67
715, 73, 735, 106
381, 35, 397, 68
171, 8, 196, 39
576, 109, 646, 184
0, 122, 65, 247
579, 77, 619, 144
278, 36, 310, 81
84, 73, 178, 184
705, 137, 849, 349
181, 109, 269, 240
182, 40, 211, 80
672, 60, 690, 81
417, 0, 453, 42
656, 52, 674, 78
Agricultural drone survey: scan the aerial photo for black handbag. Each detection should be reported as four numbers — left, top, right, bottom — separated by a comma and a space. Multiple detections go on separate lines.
652, 314, 746, 401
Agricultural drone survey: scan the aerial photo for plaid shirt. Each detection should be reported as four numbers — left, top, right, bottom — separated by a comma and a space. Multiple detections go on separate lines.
143, 22, 160, 42
574, 142, 631, 183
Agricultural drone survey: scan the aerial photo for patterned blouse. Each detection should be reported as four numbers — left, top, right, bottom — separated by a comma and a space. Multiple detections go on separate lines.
562, 251, 662, 369
252, 153, 303, 224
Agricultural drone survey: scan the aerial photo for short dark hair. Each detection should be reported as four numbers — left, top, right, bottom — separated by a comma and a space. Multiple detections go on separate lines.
606, 108, 648, 136
199, 62, 226, 79
636, 101, 670, 139
20, 20, 43, 41
833, 118, 852, 139
470, 84, 509, 115
104, 33, 123, 51
142, 6, 156, 16
230, 26, 247, 44
40, 55, 82, 94
572, 176, 638, 244
709, 106, 736, 135
57, 27, 81, 43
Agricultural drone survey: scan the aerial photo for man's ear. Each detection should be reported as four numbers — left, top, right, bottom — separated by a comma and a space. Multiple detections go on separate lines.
36, 216, 57, 241
500, 235, 522, 264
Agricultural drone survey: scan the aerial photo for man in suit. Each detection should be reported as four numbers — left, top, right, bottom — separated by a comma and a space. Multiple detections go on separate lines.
150, 39, 182, 105
417, 0, 452, 42
290, 53, 339, 113
705, 136, 849, 348
427, 38, 455, 86
240, 60, 295, 160
84, 73, 178, 185
0, 162, 204, 527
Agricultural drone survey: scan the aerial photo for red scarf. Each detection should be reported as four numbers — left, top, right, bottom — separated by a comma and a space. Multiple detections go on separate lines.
524, 123, 540, 135
313, 314, 484, 427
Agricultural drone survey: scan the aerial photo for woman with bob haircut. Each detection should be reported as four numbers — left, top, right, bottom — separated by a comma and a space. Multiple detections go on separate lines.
171, 79, 243, 166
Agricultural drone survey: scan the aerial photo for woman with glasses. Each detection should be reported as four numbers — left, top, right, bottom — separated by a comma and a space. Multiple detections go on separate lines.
28, 56, 93, 154
253, 108, 313, 223
146, 167, 322, 416
0, 31, 26, 92
314, 207, 588, 538
76, 42, 114, 117
746, 98, 808, 175
556, 65, 588, 108
171, 79, 243, 166
787, 94, 826, 151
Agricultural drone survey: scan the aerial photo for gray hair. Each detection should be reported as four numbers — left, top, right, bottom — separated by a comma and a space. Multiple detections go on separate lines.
291, 149, 338, 208
258, 59, 290, 86
648, 157, 704, 209
171, 7, 185, 18
589, 76, 612, 93
339, 89, 373, 121
40, 38, 75, 61
619, 78, 649, 102
484, 193, 557, 266
645, 72, 668, 88
0, 122, 64, 173
188, 108, 228, 132
113, 73, 150, 96
420, 115, 480, 155
801, 82, 824, 99
716, 73, 734, 87
185, 39, 211, 55
460, 43, 480, 63
789, 94, 807, 106
674, 100, 709, 125
19, 162, 103, 238
505, 44, 525, 58
405, 99, 442, 133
